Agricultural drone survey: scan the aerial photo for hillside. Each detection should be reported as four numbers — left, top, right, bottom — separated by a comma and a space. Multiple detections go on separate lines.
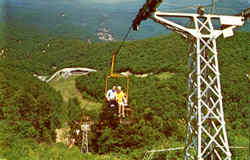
3, 0, 250, 40
2, 24, 189, 75
0, 26, 249, 159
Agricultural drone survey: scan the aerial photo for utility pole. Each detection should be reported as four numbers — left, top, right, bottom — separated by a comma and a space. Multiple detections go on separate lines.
132, 0, 247, 159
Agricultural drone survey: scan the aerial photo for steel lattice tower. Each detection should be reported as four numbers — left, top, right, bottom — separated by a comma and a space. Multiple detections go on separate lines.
152, 13, 244, 160
132, 1, 246, 158
81, 122, 89, 153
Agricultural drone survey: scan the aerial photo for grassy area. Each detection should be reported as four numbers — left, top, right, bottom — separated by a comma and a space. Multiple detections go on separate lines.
156, 72, 175, 80
49, 75, 102, 112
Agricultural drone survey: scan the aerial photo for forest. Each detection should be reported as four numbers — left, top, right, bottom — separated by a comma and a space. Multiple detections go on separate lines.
0, 24, 249, 159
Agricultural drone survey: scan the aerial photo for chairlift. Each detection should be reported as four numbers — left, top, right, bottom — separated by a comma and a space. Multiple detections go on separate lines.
105, 53, 132, 118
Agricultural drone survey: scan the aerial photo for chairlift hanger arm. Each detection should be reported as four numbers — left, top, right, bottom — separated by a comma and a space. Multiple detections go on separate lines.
110, 53, 116, 75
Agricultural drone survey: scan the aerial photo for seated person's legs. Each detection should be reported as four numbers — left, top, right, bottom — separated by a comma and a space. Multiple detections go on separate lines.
118, 102, 125, 118
118, 102, 121, 117
121, 104, 125, 118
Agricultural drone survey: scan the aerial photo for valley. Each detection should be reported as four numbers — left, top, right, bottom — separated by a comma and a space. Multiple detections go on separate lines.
0, 0, 249, 159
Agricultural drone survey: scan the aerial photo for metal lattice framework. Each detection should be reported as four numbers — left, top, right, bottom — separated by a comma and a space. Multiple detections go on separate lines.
81, 122, 89, 153
184, 17, 232, 160
161, 13, 245, 160
132, 1, 246, 158
151, 12, 244, 160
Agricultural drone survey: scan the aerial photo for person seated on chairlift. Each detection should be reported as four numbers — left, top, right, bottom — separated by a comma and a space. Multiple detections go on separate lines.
106, 85, 117, 107
115, 86, 128, 118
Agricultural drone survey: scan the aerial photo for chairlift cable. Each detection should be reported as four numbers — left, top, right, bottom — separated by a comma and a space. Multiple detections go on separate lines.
113, 26, 132, 56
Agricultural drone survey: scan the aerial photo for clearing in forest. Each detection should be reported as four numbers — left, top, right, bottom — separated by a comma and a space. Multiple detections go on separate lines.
49, 76, 102, 111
